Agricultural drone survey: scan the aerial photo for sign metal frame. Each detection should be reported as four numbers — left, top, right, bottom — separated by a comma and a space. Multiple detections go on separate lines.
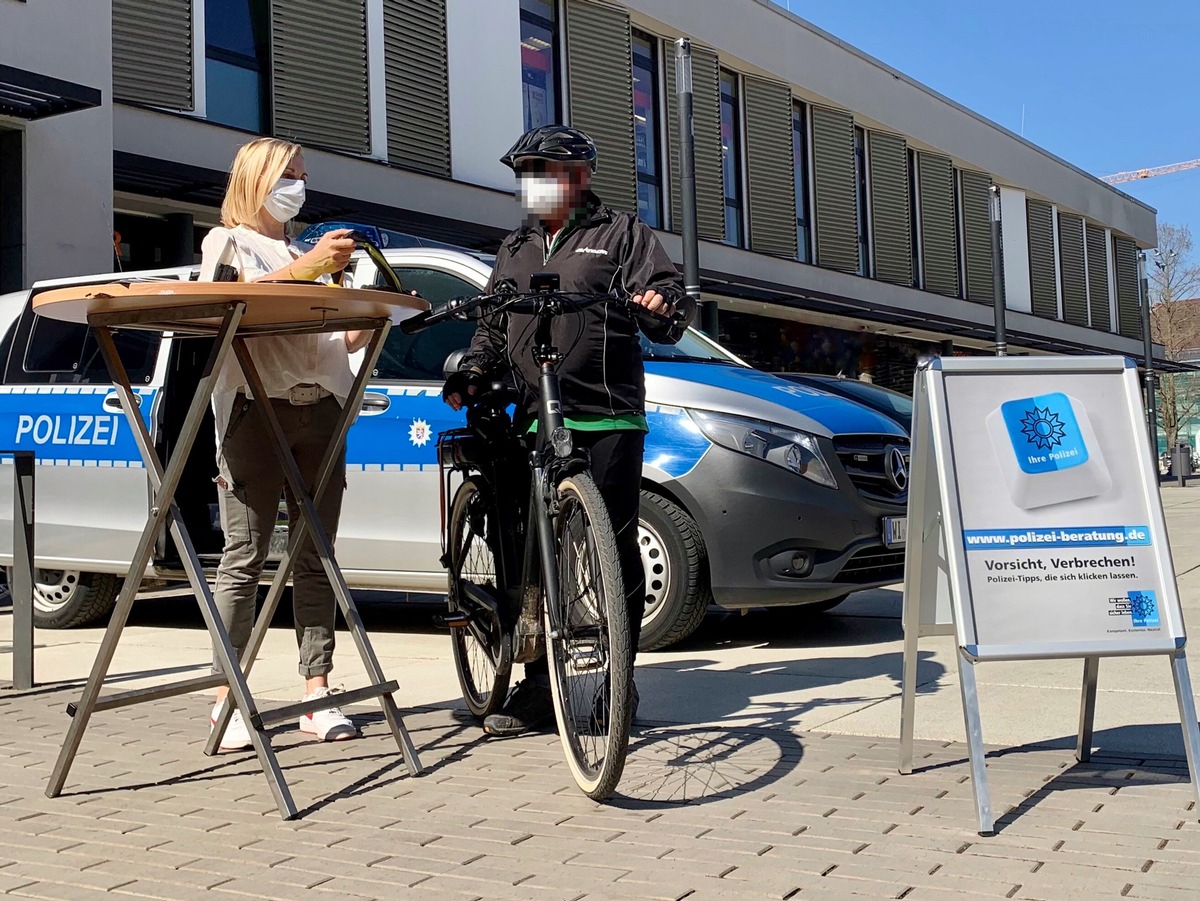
899, 355, 1200, 834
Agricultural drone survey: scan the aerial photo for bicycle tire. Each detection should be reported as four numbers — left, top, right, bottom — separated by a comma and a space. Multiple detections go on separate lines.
447, 478, 513, 719
544, 473, 633, 800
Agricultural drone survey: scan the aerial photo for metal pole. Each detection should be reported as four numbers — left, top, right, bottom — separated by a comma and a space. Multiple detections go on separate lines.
1138, 251, 1159, 459
675, 39, 712, 339
10, 451, 34, 690
989, 186, 1007, 357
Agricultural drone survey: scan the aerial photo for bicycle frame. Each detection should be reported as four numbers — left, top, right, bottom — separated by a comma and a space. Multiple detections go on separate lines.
437, 289, 600, 659
521, 297, 590, 650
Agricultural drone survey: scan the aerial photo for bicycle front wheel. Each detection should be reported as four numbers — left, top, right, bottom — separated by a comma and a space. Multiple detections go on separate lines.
447, 477, 512, 719
545, 474, 632, 800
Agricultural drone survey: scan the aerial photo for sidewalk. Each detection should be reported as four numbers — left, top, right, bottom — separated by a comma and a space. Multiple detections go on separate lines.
1, 492, 1199, 899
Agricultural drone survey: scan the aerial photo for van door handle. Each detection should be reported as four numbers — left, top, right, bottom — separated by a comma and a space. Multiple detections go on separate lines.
104, 393, 140, 410
360, 393, 391, 415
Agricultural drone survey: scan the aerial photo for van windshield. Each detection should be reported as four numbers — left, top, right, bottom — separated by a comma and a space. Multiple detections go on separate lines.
641, 328, 747, 366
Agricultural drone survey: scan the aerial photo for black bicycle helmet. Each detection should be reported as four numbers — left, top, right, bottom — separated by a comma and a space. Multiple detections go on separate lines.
500, 126, 598, 172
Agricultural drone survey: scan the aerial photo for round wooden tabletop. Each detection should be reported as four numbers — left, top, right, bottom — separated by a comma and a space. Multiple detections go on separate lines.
32, 280, 430, 331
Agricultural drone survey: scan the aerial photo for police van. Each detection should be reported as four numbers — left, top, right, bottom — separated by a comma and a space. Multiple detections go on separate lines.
0, 225, 909, 649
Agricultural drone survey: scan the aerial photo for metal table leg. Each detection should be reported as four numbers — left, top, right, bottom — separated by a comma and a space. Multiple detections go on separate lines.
214, 328, 422, 775
207, 326, 385, 753
45, 304, 300, 819
206, 326, 403, 758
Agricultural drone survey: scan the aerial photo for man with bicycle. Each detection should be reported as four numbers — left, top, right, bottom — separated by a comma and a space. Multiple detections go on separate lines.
443, 125, 694, 737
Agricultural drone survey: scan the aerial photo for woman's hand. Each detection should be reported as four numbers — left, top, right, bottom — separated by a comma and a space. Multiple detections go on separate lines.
292, 228, 356, 279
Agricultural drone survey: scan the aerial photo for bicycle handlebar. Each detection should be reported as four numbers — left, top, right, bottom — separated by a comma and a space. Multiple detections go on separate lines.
401, 289, 677, 336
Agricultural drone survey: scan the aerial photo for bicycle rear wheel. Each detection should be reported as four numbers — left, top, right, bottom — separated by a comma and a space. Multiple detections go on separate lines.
447, 478, 512, 719
545, 473, 632, 800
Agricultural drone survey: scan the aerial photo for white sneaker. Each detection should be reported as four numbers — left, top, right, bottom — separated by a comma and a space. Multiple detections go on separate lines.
210, 699, 253, 751
298, 687, 359, 741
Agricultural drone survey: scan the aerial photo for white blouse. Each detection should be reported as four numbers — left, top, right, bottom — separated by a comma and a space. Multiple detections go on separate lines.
198, 225, 355, 445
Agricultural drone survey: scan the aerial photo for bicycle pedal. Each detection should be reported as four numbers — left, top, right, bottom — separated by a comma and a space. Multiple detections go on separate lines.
569, 645, 604, 671
434, 612, 471, 629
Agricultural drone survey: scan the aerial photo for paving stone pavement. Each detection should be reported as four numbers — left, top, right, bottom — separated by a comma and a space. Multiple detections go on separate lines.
0, 683, 1198, 901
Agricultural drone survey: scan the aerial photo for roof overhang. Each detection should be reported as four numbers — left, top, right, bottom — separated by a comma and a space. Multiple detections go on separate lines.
0, 64, 101, 120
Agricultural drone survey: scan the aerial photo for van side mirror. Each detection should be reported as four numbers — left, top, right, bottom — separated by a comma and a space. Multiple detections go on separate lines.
443, 348, 469, 381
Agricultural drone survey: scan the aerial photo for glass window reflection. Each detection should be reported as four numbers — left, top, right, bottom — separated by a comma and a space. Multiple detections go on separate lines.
632, 32, 662, 229
520, 0, 559, 130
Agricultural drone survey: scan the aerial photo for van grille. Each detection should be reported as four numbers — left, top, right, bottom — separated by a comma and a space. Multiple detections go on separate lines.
832, 435, 910, 504
837, 546, 906, 584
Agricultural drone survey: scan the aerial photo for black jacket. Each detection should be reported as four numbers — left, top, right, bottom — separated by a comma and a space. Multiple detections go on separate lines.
461, 194, 693, 421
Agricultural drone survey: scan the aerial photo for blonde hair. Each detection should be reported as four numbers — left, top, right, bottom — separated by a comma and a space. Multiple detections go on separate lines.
219, 137, 303, 228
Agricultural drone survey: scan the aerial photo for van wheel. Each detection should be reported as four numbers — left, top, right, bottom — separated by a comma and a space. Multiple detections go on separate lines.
5, 568, 121, 629
638, 491, 711, 651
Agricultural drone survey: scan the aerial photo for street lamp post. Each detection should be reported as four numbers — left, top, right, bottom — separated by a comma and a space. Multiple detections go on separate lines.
989, 186, 1007, 357
674, 39, 712, 339
1138, 250, 1158, 458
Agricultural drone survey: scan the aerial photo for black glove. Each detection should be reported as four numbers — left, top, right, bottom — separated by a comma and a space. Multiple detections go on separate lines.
442, 368, 485, 406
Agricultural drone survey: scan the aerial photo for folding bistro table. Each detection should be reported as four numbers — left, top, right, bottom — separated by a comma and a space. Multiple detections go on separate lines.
33, 280, 429, 819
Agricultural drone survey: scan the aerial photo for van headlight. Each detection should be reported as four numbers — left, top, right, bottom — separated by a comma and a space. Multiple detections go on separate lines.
688, 410, 838, 489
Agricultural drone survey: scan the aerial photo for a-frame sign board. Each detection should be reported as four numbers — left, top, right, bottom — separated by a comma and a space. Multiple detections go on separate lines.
898, 355, 1200, 834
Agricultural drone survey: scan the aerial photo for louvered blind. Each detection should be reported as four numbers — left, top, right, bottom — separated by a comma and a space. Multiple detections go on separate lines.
734, 77, 792, 256
810, 106, 858, 274
665, 45, 724, 240
1058, 212, 1087, 326
741, 77, 796, 258
113, 0, 193, 110
1086, 223, 1111, 332
272, 0, 370, 155
867, 132, 911, 287
917, 153, 959, 297
565, 1, 636, 213
1026, 199, 1058, 319
959, 170, 994, 304
384, 0, 450, 176
1113, 235, 1142, 339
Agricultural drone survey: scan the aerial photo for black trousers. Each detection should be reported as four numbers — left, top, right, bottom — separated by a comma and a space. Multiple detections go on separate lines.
525, 429, 646, 680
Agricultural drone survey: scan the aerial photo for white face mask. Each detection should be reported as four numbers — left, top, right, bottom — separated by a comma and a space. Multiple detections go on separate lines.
262, 177, 306, 223
519, 175, 569, 218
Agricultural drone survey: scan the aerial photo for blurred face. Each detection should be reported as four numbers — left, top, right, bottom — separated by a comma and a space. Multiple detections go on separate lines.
517, 160, 590, 222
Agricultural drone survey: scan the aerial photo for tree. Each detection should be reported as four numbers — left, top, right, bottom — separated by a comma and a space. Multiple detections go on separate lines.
1149, 223, 1200, 454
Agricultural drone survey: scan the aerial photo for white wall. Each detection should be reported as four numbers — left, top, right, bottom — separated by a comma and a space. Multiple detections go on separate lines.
446, 0, 525, 192
0, 0, 114, 285
999, 187, 1032, 314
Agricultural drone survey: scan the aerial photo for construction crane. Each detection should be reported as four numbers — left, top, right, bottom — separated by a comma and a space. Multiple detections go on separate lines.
1101, 158, 1200, 185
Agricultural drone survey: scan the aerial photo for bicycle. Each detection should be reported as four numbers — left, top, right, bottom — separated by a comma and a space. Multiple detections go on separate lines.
401, 276, 636, 800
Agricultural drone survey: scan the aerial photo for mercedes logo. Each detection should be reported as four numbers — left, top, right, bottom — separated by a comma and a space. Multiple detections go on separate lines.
885, 445, 910, 493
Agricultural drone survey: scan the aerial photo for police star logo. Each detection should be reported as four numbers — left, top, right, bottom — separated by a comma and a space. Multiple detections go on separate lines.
409, 418, 431, 447
1019, 405, 1067, 450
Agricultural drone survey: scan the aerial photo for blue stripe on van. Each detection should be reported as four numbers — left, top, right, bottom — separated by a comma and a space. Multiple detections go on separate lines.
0, 386, 158, 467
644, 404, 710, 479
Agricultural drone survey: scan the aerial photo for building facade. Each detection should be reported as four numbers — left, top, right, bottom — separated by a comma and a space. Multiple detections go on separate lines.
0, 0, 1160, 389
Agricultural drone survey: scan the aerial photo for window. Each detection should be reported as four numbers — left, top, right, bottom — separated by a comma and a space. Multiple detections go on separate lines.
792, 102, 811, 263
520, 0, 559, 131
205, 0, 271, 132
854, 125, 870, 275
720, 70, 744, 247
631, 32, 663, 229
9, 314, 159, 385
374, 267, 480, 381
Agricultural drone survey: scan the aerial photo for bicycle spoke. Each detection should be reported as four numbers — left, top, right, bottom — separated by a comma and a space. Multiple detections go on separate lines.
449, 481, 511, 719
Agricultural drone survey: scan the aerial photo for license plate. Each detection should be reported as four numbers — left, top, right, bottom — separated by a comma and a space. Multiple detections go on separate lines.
883, 516, 907, 548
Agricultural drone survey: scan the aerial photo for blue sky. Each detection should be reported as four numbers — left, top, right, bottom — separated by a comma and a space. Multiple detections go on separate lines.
771, 0, 1200, 245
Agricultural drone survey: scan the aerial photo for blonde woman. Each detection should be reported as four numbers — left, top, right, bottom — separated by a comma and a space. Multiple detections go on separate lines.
199, 137, 367, 749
